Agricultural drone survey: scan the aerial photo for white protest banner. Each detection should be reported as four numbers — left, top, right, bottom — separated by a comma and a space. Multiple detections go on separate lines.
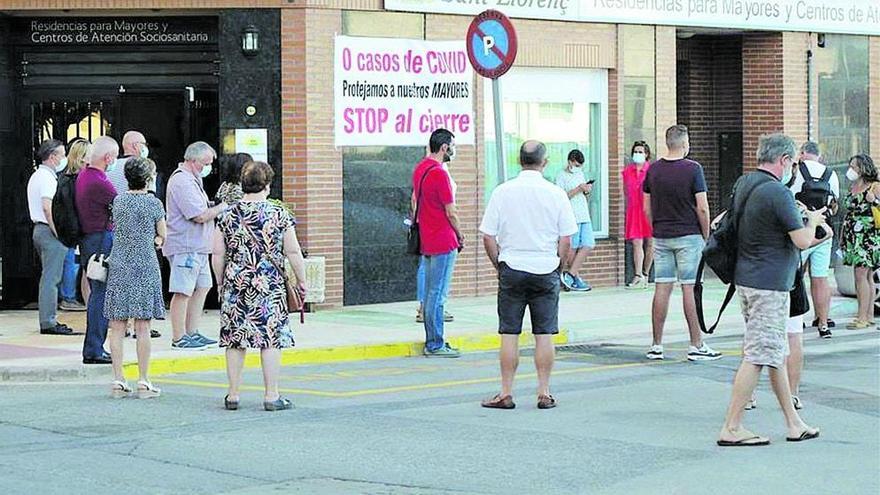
334, 36, 475, 147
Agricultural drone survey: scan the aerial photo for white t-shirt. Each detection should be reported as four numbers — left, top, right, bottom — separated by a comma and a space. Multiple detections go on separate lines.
479, 170, 578, 275
789, 159, 840, 201
555, 167, 591, 223
27, 165, 58, 224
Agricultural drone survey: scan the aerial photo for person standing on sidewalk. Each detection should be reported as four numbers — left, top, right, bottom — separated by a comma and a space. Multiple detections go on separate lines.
412, 128, 462, 357
789, 141, 838, 338
479, 140, 577, 410
28, 139, 77, 336
76, 136, 119, 364
642, 125, 720, 362
57, 138, 89, 312
415, 160, 456, 324
555, 149, 594, 292
718, 133, 822, 446
623, 140, 654, 289
107, 130, 149, 194
104, 157, 166, 399
164, 141, 227, 350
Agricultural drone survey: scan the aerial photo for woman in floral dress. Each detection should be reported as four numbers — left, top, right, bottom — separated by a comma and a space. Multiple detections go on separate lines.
840, 154, 880, 329
212, 161, 307, 411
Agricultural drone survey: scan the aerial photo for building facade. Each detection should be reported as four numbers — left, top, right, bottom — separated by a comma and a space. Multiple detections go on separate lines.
0, 1, 878, 308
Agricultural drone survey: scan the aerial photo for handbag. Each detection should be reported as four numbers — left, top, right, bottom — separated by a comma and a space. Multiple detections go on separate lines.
407, 165, 439, 255
242, 222, 305, 323
790, 262, 810, 317
86, 253, 109, 282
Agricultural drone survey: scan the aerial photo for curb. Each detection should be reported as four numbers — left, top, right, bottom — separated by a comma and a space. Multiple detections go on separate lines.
124, 330, 570, 380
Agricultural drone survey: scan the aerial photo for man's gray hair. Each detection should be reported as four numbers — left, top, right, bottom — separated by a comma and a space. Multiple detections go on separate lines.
800, 141, 820, 157
757, 133, 796, 165
665, 124, 689, 150
184, 141, 217, 162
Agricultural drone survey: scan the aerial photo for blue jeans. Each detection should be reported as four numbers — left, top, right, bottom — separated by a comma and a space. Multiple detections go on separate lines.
417, 255, 455, 306
423, 249, 457, 352
58, 247, 79, 302
80, 231, 113, 359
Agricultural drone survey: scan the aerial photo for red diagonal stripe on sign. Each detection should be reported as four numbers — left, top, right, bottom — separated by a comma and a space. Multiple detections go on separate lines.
473, 25, 507, 62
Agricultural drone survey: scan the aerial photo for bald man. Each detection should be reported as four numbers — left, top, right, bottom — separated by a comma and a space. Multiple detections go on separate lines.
75, 135, 119, 364
107, 130, 149, 194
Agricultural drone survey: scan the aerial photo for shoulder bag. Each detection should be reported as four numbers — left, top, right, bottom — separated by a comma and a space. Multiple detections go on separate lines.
242, 218, 305, 323
407, 165, 439, 255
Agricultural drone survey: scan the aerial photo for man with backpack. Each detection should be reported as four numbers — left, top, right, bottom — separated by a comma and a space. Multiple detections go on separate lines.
27, 139, 78, 336
717, 134, 824, 447
788, 141, 838, 339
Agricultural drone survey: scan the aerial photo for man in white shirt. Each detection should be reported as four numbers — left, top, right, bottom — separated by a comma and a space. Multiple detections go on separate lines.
478, 140, 578, 410
788, 141, 839, 340
107, 130, 149, 194
27, 139, 76, 335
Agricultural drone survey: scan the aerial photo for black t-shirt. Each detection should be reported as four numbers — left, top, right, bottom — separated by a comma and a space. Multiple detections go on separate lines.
734, 170, 804, 292
642, 158, 708, 238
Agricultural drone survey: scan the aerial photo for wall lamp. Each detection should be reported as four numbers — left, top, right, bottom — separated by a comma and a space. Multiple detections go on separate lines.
241, 25, 260, 56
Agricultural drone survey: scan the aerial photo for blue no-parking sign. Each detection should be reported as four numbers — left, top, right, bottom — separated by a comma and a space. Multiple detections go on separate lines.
466, 10, 518, 80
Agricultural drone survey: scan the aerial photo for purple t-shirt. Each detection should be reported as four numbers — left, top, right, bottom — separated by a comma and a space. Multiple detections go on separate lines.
642, 158, 707, 239
163, 167, 213, 257
75, 166, 117, 234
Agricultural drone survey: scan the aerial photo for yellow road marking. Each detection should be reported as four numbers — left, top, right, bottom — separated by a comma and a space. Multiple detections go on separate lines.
153, 360, 677, 398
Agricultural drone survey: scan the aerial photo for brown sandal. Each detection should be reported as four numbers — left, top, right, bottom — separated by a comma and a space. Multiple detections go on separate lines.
537, 394, 557, 409
481, 394, 515, 409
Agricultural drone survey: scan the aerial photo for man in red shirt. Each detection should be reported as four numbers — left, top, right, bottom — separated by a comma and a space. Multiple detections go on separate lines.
412, 129, 463, 357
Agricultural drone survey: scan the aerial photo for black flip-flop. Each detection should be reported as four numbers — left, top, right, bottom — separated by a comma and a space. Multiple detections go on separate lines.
717, 435, 770, 447
786, 430, 820, 442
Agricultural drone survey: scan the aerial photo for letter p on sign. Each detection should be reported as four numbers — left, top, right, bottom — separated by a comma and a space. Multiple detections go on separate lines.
482, 36, 495, 56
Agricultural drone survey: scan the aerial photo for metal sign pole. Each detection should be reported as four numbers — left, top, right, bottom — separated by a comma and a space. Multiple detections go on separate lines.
492, 77, 505, 185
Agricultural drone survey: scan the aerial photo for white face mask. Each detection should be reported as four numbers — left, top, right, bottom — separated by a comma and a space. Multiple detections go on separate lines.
444, 144, 456, 162
632, 152, 646, 165
200, 164, 213, 178
846, 168, 860, 182
139, 145, 149, 159
55, 157, 68, 173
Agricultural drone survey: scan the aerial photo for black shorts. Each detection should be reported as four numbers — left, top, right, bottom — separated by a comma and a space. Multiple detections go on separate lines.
497, 263, 560, 335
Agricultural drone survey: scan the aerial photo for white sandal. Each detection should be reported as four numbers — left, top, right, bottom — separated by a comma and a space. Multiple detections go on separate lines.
137, 380, 161, 399
111, 380, 132, 399
626, 274, 643, 289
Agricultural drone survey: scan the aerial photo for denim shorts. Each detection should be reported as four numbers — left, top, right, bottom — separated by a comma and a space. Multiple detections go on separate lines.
653, 234, 704, 285
168, 253, 213, 296
571, 222, 595, 249
802, 239, 832, 278
497, 263, 560, 335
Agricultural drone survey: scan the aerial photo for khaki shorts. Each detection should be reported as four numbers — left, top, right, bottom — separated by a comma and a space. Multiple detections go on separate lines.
737, 286, 790, 369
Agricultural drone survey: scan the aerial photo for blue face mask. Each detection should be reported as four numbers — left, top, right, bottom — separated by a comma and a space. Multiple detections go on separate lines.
106, 159, 117, 173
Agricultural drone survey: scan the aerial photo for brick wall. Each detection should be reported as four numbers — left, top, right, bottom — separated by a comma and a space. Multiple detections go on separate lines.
677, 35, 743, 213
782, 32, 811, 146
742, 33, 784, 173
871, 37, 880, 156
654, 27, 677, 159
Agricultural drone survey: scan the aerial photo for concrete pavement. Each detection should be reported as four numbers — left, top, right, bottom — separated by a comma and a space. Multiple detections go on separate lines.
0, 331, 876, 494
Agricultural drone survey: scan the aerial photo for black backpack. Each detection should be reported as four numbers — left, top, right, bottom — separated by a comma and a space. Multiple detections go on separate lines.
52, 173, 82, 248
695, 175, 772, 334
795, 162, 833, 211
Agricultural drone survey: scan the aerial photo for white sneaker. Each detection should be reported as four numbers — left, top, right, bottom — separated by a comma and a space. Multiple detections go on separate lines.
646, 345, 664, 360
687, 343, 722, 361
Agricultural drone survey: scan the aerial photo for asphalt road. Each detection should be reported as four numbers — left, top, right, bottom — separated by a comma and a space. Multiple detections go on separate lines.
0, 331, 878, 495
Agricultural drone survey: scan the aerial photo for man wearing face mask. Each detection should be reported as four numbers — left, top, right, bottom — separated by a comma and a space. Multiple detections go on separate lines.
412, 128, 463, 357
76, 135, 121, 363
718, 133, 827, 447
28, 139, 77, 336
107, 130, 150, 194
164, 141, 227, 350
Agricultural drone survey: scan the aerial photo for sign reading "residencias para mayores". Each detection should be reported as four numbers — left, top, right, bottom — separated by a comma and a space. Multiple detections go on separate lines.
24, 18, 217, 45
385, 0, 880, 36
